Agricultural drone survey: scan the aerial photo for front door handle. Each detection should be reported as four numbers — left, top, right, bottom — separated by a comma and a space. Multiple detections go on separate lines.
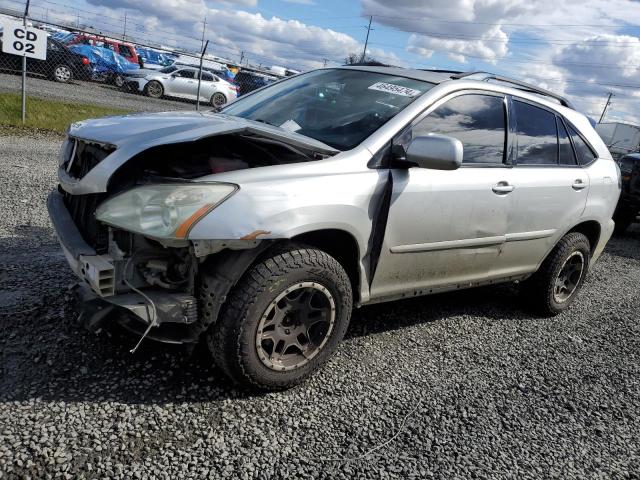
572, 179, 587, 191
492, 182, 515, 194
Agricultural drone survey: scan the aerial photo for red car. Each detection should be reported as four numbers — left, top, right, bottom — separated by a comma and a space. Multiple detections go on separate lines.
63, 33, 140, 66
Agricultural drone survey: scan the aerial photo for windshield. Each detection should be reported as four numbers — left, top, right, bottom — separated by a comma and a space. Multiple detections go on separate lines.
159, 65, 178, 74
222, 68, 434, 150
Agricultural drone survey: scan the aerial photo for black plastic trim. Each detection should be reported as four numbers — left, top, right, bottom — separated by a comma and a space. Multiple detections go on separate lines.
47, 190, 97, 258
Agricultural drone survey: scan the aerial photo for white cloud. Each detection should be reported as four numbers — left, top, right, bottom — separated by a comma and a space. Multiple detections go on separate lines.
84, 0, 383, 69
361, 0, 523, 62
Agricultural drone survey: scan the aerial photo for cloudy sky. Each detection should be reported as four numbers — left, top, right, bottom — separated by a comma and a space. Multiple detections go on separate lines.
5, 0, 640, 124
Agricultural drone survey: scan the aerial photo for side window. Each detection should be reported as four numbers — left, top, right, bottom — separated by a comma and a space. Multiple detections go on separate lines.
557, 117, 577, 166
178, 70, 195, 79
119, 45, 132, 57
410, 94, 506, 164
619, 157, 634, 174
513, 100, 558, 165
568, 126, 597, 165
201, 72, 214, 82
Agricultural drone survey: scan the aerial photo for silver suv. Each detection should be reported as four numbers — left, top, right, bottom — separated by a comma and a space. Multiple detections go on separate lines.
48, 67, 620, 390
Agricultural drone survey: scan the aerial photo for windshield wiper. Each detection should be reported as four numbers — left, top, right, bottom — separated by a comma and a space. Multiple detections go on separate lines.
253, 118, 277, 127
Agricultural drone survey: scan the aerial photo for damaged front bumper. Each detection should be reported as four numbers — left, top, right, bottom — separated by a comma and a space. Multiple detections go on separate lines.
48, 190, 201, 344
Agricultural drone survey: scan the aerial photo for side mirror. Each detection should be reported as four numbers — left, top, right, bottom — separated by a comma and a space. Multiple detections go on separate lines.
404, 134, 463, 170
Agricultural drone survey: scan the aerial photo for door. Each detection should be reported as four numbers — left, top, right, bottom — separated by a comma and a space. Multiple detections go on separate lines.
168, 69, 196, 98
370, 92, 515, 300
495, 99, 590, 276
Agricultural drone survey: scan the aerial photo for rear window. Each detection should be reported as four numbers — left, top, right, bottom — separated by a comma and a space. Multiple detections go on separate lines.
568, 126, 597, 165
557, 117, 577, 166
119, 45, 133, 57
513, 100, 558, 165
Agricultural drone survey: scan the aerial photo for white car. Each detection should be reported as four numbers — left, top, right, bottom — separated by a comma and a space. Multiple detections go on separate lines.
124, 65, 238, 107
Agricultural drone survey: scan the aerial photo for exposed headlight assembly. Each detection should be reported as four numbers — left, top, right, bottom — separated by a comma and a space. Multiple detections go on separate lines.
95, 183, 238, 239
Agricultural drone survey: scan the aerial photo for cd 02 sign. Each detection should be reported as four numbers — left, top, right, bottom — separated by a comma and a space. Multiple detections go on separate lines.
1, 21, 47, 60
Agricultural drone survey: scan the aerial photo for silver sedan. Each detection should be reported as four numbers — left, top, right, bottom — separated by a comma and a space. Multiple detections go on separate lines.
124, 65, 238, 107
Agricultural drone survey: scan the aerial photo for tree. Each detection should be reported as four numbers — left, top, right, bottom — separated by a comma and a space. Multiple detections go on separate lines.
344, 52, 386, 66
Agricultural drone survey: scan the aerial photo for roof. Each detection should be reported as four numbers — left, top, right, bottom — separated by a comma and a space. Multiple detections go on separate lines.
337, 65, 574, 110
337, 65, 455, 84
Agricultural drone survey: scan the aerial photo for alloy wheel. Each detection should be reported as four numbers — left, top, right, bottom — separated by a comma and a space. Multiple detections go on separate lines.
256, 282, 336, 371
212, 92, 227, 107
553, 251, 585, 303
54, 65, 71, 82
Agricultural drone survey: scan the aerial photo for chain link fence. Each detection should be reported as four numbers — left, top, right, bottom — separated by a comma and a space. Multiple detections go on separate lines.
0, 11, 288, 117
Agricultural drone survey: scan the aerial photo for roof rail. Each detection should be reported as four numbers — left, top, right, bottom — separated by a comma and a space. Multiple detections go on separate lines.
451, 71, 575, 109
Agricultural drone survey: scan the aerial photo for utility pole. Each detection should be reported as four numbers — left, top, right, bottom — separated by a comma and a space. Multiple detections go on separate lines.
196, 40, 209, 112
123, 12, 127, 40
598, 92, 613, 123
361, 15, 372, 62
240, 50, 245, 64
201, 17, 207, 52
323, 58, 328, 67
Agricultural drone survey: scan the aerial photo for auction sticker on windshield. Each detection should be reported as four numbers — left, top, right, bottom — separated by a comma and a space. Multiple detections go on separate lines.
368, 82, 421, 97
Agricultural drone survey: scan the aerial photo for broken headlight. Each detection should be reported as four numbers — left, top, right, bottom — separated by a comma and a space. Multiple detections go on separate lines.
95, 183, 238, 239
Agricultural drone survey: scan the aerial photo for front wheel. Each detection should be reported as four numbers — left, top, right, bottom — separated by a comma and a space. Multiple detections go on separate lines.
206, 245, 353, 390
144, 80, 164, 98
523, 232, 590, 316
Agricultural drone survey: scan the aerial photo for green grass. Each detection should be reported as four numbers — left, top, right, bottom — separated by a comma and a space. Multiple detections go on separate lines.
0, 93, 130, 133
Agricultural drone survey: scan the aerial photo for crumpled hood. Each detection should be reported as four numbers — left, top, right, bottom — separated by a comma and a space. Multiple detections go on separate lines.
67, 111, 338, 155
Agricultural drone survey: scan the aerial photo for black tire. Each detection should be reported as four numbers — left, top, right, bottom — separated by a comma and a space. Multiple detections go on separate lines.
144, 80, 164, 98
614, 218, 632, 235
524, 232, 591, 316
113, 74, 125, 88
206, 245, 353, 390
51, 64, 73, 83
210, 92, 227, 108
613, 209, 634, 235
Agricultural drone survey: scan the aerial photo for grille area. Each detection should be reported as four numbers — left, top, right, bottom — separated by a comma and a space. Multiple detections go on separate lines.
63, 138, 116, 179
62, 190, 109, 253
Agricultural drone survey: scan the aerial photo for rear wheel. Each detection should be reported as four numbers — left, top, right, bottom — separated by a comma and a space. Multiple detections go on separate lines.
113, 74, 125, 88
211, 92, 227, 108
524, 232, 590, 316
206, 245, 352, 390
52, 64, 73, 83
145, 80, 164, 98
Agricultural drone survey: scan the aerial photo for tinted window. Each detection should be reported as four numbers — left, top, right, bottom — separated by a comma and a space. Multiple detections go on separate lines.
177, 70, 195, 79
223, 68, 434, 150
514, 100, 558, 165
201, 72, 214, 82
119, 45, 132, 57
619, 157, 635, 173
568, 126, 596, 165
558, 117, 577, 165
159, 65, 178, 74
411, 94, 505, 164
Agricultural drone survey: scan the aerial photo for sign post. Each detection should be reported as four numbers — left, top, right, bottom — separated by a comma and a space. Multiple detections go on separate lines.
0, 1, 49, 123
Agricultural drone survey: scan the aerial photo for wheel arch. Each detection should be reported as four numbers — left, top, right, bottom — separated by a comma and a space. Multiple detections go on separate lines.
292, 228, 362, 304
566, 220, 601, 255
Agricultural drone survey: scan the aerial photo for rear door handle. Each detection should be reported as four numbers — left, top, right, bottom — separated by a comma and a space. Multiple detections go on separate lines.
572, 179, 587, 191
492, 182, 515, 194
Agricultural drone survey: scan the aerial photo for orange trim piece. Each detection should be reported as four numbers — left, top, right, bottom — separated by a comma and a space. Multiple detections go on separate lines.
174, 204, 214, 239
240, 230, 271, 240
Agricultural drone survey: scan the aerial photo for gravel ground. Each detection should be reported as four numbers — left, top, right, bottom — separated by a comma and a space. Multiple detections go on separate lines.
0, 72, 193, 112
0, 132, 639, 479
